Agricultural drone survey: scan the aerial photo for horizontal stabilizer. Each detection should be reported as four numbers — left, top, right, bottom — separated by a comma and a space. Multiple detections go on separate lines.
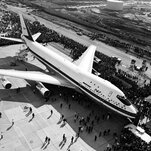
0, 69, 75, 89
0, 36, 23, 43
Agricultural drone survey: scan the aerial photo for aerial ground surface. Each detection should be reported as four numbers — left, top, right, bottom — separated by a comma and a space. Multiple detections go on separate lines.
0, 1, 151, 151
0, 44, 126, 151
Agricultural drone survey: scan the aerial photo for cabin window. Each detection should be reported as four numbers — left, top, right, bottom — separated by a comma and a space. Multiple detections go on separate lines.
116, 95, 131, 106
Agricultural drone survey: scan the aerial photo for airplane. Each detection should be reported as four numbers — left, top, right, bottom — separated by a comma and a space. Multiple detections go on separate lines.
0, 14, 138, 118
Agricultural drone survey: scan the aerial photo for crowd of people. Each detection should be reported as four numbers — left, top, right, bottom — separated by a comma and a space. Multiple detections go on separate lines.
27, 20, 87, 61
119, 128, 151, 151
1, 10, 151, 150
91, 32, 151, 59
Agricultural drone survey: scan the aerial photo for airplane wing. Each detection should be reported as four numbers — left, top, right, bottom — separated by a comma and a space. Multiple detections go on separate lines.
75, 45, 96, 73
0, 33, 41, 43
0, 69, 76, 89
0, 36, 23, 43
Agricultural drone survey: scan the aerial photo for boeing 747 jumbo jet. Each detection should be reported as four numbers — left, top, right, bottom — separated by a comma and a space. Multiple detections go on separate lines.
0, 14, 138, 118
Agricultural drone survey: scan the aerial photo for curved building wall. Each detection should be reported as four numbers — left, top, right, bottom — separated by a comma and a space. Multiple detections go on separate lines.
106, 0, 123, 11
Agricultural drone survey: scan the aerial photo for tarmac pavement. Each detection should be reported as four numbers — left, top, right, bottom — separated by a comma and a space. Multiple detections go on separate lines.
0, 44, 127, 151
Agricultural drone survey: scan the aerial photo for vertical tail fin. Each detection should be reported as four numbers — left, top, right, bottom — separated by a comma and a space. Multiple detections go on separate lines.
19, 14, 34, 41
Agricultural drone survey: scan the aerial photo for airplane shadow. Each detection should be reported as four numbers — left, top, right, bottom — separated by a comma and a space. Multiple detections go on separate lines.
0, 55, 129, 150
60, 122, 66, 128
0, 56, 46, 72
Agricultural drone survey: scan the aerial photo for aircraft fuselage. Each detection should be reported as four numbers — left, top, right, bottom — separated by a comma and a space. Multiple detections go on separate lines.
24, 36, 137, 118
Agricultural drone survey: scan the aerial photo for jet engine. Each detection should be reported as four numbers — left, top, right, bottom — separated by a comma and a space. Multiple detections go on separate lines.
1, 77, 12, 89
36, 82, 50, 98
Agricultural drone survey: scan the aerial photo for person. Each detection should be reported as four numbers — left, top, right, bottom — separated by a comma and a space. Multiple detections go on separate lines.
107, 129, 110, 135
41, 136, 50, 149
12, 119, 14, 126
26, 107, 32, 117
33, 89, 36, 94
32, 113, 35, 119
68, 104, 71, 109
103, 130, 106, 136
32, 55, 36, 61
94, 135, 97, 141
106, 112, 111, 120
23, 106, 28, 110
71, 136, 74, 144
76, 132, 79, 139
63, 118, 67, 125
99, 131, 102, 137
44, 136, 48, 143
63, 134, 65, 141
47, 110, 53, 119
74, 116, 77, 123
47, 137, 50, 144
29, 107, 32, 113
28, 113, 35, 122
0, 132, 3, 140
106, 144, 110, 151
45, 97, 49, 102
61, 114, 64, 120
60, 103, 63, 108
50, 110, 53, 116
78, 126, 82, 133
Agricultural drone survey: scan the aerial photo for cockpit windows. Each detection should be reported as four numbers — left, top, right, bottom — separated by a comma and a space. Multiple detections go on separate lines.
116, 95, 131, 106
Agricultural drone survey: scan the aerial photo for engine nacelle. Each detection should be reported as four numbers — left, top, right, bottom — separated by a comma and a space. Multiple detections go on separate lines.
36, 82, 50, 98
1, 78, 12, 89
